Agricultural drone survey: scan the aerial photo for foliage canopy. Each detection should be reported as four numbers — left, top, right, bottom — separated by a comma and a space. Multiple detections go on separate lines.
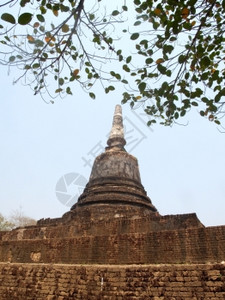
0, 0, 225, 126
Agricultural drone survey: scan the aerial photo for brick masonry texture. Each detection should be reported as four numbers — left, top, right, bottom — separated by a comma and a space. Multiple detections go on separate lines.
0, 211, 225, 264
0, 263, 225, 299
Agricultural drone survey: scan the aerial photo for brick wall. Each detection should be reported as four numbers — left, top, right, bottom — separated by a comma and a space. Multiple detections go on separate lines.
1, 226, 225, 264
0, 212, 203, 241
0, 263, 224, 299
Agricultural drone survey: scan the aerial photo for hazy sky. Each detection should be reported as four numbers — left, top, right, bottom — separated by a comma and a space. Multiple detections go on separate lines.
0, 0, 225, 227
1, 66, 225, 227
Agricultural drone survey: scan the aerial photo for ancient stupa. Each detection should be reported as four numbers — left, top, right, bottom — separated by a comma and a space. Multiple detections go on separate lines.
69, 104, 157, 219
0, 104, 225, 299
60, 104, 203, 233
1, 104, 223, 266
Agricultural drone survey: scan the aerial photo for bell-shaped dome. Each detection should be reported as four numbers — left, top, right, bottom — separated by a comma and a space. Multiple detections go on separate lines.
71, 105, 157, 213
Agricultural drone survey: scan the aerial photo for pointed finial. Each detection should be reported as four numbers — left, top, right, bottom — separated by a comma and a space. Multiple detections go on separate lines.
107, 105, 126, 150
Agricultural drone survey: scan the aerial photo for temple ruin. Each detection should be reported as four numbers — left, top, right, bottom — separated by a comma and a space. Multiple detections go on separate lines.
0, 105, 225, 299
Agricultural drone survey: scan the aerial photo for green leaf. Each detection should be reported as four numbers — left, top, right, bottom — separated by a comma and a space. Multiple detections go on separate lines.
147, 120, 156, 126
110, 72, 121, 80
1, 13, 16, 24
115, 73, 121, 80
201, 72, 209, 80
46, 3, 52, 9
36, 14, 45, 22
35, 39, 44, 47
178, 55, 186, 64
89, 92, 96, 99
145, 58, 153, 64
162, 82, 168, 90
214, 120, 220, 125
215, 92, 222, 103
140, 39, 148, 48
39, 25, 45, 32
89, 14, 95, 21
112, 10, 120, 16
163, 45, 174, 54
88, 73, 93, 79
20, 0, 30, 7
60, 4, 69, 12
166, 70, 172, 77
32, 63, 40, 69
191, 74, 198, 84
200, 56, 210, 68
201, 97, 209, 103
119, 55, 123, 62
18, 13, 33, 25
66, 87, 72, 95
58, 78, 64, 86
9, 56, 16, 62
180, 110, 186, 117
40, 6, 47, 14
105, 85, 115, 94
123, 64, 130, 72
126, 56, 132, 64
169, 36, 177, 42
108, 85, 115, 91
134, 21, 141, 26
138, 82, 146, 93
185, 72, 190, 80
61, 24, 69, 33
200, 110, 205, 116
172, 23, 180, 34
157, 64, 167, 74
130, 33, 139, 40
183, 22, 192, 30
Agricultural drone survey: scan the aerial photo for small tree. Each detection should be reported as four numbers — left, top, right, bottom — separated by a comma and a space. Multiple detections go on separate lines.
0, 213, 14, 231
9, 208, 36, 228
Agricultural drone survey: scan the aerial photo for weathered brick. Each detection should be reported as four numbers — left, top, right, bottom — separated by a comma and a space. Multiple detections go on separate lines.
0, 263, 224, 299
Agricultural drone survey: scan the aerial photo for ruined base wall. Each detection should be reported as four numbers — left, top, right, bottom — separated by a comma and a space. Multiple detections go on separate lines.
0, 263, 225, 299
1, 212, 204, 241
1, 226, 225, 264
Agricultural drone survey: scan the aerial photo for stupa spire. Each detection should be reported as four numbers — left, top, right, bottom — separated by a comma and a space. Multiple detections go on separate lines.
107, 104, 126, 150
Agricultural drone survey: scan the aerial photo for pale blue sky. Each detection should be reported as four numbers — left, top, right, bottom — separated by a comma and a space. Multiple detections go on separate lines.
1, 67, 225, 227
